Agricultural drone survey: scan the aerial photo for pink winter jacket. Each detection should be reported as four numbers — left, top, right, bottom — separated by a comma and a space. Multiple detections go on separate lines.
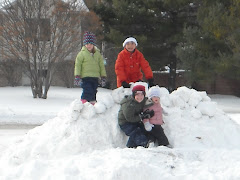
143, 103, 164, 125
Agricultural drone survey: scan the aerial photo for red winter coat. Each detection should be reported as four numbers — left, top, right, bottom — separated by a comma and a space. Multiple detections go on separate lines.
115, 48, 153, 87
143, 103, 164, 125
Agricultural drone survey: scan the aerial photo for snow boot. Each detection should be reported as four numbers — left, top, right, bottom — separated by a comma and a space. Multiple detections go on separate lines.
81, 99, 88, 104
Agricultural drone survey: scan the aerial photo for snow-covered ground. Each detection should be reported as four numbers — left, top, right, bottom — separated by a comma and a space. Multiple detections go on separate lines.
0, 85, 240, 180
209, 94, 240, 125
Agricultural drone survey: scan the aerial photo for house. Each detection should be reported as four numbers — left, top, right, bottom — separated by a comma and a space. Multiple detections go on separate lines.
0, 0, 88, 87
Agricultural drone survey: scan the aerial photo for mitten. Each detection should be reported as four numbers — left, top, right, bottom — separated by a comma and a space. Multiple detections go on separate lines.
147, 78, 155, 87
121, 81, 131, 88
146, 109, 155, 118
74, 75, 82, 87
144, 121, 154, 131
101, 77, 107, 87
139, 109, 155, 120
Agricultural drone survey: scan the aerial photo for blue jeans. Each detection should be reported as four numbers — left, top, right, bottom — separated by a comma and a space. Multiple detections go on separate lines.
81, 77, 98, 101
120, 122, 148, 148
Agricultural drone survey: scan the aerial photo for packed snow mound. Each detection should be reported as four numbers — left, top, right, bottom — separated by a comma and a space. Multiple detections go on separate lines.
161, 87, 240, 148
1, 97, 125, 165
1, 85, 240, 166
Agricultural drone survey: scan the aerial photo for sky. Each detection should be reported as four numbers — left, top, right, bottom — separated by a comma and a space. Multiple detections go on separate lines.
0, 84, 240, 180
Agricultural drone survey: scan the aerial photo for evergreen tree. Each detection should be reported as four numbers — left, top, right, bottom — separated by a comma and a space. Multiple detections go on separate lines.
93, 0, 199, 91
177, 0, 240, 88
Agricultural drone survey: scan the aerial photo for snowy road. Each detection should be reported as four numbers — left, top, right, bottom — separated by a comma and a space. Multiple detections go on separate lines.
0, 125, 38, 153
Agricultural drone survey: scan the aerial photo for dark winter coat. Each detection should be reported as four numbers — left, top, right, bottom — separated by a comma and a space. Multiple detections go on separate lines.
118, 95, 153, 126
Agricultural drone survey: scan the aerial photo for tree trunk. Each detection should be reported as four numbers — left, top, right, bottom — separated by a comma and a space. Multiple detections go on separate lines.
168, 55, 177, 93
30, 73, 43, 98
42, 68, 53, 99
42, 80, 50, 99
31, 83, 37, 98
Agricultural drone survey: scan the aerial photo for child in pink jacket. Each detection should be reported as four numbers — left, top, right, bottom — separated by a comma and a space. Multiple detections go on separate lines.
143, 86, 170, 146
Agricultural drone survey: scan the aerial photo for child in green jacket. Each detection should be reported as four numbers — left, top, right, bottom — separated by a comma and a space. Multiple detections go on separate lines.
74, 31, 107, 104
118, 84, 154, 148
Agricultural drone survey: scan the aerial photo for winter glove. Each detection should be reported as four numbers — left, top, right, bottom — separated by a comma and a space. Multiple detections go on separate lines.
147, 78, 155, 87
101, 77, 107, 87
144, 121, 154, 131
139, 109, 155, 120
74, 75, 82, 87
121, 81, 131, 88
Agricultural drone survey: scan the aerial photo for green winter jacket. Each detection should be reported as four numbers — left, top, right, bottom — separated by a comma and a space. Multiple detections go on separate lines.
118, 95, 153, 126
74, 46, 107, 78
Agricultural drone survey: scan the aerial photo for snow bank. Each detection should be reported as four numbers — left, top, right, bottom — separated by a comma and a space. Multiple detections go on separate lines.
1, 85, 240, 179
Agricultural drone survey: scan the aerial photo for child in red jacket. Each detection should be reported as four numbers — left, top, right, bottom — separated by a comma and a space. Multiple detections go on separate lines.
143, 86, 170, 147
115, 37, 154, 88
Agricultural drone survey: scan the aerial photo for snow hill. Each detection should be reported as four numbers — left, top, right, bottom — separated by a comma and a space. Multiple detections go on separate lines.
0, 83, 240, 180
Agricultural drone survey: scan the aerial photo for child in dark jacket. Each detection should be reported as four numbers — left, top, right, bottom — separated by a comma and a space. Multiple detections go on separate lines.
118, 84, 153, 148
143, 86, 170, 147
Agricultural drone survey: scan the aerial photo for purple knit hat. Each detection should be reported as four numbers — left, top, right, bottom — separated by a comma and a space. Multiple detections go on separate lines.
83, 31, 96, 46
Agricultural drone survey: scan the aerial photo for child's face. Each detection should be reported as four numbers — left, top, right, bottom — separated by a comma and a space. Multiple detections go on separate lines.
134, 91, 145, 103
151, 96, 160, 104
85, 43, 94, 52
125, 42, 136, 52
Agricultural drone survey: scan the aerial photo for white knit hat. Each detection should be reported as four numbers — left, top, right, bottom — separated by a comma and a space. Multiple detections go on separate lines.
123, 37, 138, 47
148, 86, 160, 99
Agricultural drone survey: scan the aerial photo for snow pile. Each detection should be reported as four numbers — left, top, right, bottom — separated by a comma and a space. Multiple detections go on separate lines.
113, 85, 240, 149
0, 85, 240, 179
1, 98, 125, 165
161, 86, 240, 148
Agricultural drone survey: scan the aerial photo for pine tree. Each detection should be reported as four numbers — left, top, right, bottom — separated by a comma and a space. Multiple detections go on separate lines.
93, 0, 199, 91
177, 0, 240, 88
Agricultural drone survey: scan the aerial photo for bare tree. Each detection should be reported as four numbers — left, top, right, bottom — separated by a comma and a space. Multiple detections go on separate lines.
0, 58, 23, 86
55, 60, 75, 88
0, 0, 87, 98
